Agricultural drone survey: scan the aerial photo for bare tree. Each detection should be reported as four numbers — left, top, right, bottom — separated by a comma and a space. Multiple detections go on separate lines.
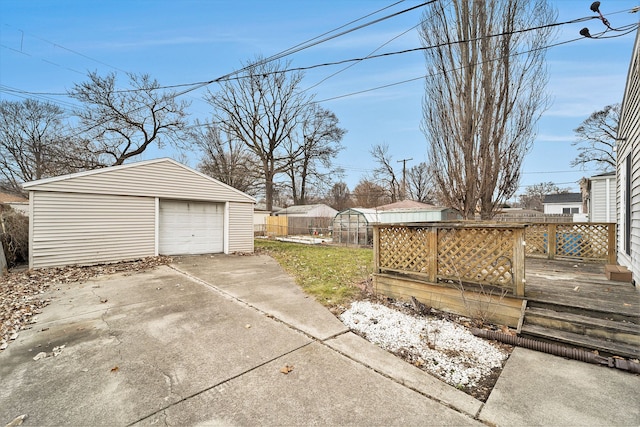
0, 99, 91, 194
353, 179, 390, 208
370, 144, 401, 203
192, 120, 260, 195
284, 104, 346, 204
69, 71, 190, 166
406, 162, 438, 204
327, 182, 353, 211
207, 58, 312, 211
420, 0, 557, 219
571, 103, 619, 172
518, 181, 569, 211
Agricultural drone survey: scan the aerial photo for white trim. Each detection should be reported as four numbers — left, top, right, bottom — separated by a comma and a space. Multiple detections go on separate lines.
605, 177, 611, 222
28, 191, 34, 268
224, 201, 230, 254
154, 197, 159, 256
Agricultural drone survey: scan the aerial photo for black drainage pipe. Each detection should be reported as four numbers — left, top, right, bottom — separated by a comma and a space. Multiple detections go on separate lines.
471, 328, 640, 374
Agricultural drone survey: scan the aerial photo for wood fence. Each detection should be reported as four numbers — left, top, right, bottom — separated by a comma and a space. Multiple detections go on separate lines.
524, 222, 616, 263
371, 221, 617, 327
260, 216, 333, 237
374, 223, 526, 297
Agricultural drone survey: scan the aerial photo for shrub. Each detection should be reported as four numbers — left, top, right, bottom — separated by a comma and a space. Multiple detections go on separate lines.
1, 206, 29, 268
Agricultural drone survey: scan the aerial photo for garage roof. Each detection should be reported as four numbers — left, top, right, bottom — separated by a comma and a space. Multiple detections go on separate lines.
24, 158, 256, 204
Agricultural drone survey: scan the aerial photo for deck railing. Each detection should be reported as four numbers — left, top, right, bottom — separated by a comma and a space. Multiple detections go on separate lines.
524, 222, 616, 263
373, 223, 526, 297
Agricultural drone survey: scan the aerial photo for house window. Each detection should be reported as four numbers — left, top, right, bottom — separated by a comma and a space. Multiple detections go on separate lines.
562, 207, 579, 214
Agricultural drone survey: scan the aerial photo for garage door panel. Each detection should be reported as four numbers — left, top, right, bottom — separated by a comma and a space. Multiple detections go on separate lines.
159, 200, 224, 255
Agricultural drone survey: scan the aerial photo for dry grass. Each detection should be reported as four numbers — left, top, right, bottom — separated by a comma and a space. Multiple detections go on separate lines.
254, 239, 373, 306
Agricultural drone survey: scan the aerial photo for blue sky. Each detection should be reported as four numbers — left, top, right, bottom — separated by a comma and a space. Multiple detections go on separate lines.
1, 1, 638, 199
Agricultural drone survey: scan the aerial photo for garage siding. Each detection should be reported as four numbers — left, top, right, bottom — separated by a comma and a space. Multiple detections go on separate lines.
30, 192, 155, 268
27, 160, 251, 203
228, 202, 254, 253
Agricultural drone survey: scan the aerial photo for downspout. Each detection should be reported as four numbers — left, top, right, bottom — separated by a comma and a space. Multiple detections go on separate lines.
471, 328, 640, 374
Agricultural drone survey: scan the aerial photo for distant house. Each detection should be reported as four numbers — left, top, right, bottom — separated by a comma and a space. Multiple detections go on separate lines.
542, 193, 583, 215
587, 172, 616, 223
0, 192, 29, 214
376, 200, 436, 211
274, 203, 337, 218
616, 28, 639, 285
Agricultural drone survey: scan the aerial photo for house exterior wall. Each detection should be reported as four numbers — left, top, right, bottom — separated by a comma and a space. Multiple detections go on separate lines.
29, 191, 155, 268
590, 176, 616, 222
228, 202, 254, 253
617, 30, 640, 284
543, 202, 582, 215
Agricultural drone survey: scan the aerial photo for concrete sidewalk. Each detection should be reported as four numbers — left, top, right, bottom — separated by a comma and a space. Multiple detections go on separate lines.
1, 254, 638, 426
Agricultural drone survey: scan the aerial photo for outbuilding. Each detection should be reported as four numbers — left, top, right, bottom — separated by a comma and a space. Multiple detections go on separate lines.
23, 158, 255, 268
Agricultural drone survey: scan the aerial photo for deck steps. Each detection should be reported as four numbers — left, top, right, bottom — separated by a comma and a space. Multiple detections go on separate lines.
521, 302, 640, 360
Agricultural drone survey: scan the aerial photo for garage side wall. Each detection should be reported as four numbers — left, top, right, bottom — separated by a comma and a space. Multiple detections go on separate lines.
228, 202, 254, 253
30, 192, 155, 268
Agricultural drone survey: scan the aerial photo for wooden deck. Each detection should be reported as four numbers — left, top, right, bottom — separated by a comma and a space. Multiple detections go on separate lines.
525, 258, 639, 319
522, 258, 639, 358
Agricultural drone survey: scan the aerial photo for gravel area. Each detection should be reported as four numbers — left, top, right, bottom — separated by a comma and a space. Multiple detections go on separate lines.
340, 300, 511, 397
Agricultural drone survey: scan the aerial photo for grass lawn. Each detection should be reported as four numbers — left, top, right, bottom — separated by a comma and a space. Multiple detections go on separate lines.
254, 239, 374, 306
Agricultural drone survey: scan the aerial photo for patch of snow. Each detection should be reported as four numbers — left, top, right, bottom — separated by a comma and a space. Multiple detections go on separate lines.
339, 300, 508, 388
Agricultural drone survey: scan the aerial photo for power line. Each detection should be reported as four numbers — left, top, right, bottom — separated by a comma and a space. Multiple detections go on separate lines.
9, 8, 636, 101
1, 0, 432, 140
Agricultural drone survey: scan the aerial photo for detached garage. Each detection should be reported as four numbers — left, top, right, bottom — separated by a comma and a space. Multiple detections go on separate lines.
23, 158, 256, 268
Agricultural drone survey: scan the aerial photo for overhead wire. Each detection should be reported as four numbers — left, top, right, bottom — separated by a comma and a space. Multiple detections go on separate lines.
6, 9, 636, 101
2, 3, 636, 155
1, 0, 430, 140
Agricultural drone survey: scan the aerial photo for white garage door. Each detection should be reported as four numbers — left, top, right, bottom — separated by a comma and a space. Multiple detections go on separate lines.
159, 200, 224, 255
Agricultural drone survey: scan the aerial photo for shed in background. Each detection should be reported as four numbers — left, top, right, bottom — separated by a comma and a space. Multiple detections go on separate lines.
24, 158, 255, 268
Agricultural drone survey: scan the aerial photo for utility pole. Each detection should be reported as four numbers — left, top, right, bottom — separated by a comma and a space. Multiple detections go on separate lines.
397, 158, 413, 200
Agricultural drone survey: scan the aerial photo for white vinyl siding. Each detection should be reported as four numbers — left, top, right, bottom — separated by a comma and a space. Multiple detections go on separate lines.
24, 159, 256, 268
30, 192, 155, 268
24, 160, 252, 203
616, 30, 640, 284
590, 176, 615, 222
228, 202, 254, 253
159, 200, 224, 255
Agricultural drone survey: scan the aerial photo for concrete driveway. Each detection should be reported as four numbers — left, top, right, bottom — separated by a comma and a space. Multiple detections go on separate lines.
0, 254, 481, 426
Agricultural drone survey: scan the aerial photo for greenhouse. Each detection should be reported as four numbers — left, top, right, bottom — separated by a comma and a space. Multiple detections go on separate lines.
332, 205, 460, 246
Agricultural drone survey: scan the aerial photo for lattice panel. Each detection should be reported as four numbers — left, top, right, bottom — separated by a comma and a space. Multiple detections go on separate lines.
437, 227, 514, 288
378, 226, 431, 273
556, 223, 609, 260
524, 224, 548, 257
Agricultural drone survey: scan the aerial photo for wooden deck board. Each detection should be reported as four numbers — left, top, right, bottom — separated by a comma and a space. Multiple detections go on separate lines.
525, 258, 640, 318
